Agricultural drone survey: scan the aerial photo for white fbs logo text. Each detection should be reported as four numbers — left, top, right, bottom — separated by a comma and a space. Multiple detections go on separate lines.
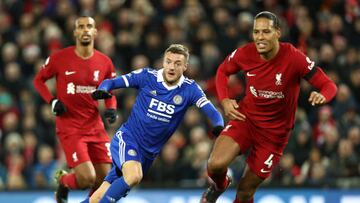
149, 98, 175, 115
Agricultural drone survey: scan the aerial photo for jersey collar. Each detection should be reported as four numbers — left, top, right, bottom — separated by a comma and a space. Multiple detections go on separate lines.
157, 68, 185, 90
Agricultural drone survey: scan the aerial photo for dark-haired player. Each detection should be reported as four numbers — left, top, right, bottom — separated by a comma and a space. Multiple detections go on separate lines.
201, 11, 337, 203
33, 16, 117, 203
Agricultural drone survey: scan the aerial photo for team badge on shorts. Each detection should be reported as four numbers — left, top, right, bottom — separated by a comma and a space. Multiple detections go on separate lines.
128, 149, 137, 156
173, 95, 183, 105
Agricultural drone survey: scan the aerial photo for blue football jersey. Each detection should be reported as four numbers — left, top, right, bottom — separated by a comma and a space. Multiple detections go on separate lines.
102, 68, 212, 155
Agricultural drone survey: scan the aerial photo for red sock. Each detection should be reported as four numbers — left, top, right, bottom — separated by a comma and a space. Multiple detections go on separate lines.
60, 173, 79, 189
207, 168, 228, 190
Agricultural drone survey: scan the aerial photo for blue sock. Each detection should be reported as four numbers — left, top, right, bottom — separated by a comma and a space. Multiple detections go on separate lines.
80, 197, 89, 203
99, 177, 130, 203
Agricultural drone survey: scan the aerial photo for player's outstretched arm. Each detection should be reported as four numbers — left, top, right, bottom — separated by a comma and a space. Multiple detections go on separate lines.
200, 103, 225, 137
92, 89, 112, 100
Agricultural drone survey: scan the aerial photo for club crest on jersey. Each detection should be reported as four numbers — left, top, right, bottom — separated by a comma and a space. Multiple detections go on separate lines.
173, 95, 183, 105
128, 149, 137, 156
93, 70, 100, 81
275, 73, 282, 86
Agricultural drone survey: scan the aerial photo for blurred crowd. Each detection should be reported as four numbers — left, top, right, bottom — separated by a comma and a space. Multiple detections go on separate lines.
0, 0, 359, 190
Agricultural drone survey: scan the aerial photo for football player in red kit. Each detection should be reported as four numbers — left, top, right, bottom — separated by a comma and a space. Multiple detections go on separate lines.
200, 11, 338, 203
33, 16, 117, 203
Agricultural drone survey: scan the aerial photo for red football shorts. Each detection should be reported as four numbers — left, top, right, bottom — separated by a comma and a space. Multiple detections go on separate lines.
57, 131, 112, 168
221, 119, 289, 179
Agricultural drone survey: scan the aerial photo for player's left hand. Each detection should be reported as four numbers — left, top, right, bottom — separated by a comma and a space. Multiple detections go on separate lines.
92, 89, 112, 100
308, 91, 326, 106
104, 108, 117, 124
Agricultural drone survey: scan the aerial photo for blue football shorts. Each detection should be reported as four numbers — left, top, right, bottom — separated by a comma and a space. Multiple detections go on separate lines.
104, 129, 155, 183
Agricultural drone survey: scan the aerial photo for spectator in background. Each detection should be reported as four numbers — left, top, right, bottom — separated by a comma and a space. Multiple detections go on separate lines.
271, 153, 300, 186
296, 148, 329, 186
32, 144, 58, 188
287, 130, 313, 167
328, 139, 359, 187
312, 106, 337, 146
319, 126, 340, 159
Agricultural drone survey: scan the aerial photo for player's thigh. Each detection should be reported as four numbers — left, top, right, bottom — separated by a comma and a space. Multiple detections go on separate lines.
57, 132, 91, 168
208, 136, 240, 168
90, 181, 111, 203
209, 120, 252, 166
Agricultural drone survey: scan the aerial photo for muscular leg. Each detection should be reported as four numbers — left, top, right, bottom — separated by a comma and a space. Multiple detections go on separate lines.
59, 161, 96, 190
234, 165, 263, 203
96, 160, 143, 203
86, 163, 111, 196
89, 181, 111, 203
207, 135, 241, 187
73, 161, 97, 189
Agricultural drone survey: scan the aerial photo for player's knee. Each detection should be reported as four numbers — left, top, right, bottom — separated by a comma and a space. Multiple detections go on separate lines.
207, 157, 227, 173
77, 173, 96, 189
124, 173, 143, 187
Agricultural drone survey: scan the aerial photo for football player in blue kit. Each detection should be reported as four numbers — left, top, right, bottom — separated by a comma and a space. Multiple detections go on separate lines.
81, 44, 224, 203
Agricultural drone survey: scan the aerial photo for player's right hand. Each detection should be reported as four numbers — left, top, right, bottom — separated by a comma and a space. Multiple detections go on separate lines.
51, 98, 67, 116
92, 89, 112, 100
221, 98, 246, 121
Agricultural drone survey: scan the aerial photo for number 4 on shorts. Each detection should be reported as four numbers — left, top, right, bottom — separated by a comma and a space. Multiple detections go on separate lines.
264, 154, 274, 168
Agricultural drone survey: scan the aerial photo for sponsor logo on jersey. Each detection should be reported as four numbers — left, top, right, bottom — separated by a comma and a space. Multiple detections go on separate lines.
65, 71, 76, 75
93, 70, 100, 81
67, 82, 75, 94
250, 86, 258, 97
128, 149, 137, 156
247, 72, 256, 77
173, 95, 183, 105
260, 168, 271, 173
66, 82, 96, 94
275, 73, 282, 85
147, 98, 175, 122
250, 86, 284, 99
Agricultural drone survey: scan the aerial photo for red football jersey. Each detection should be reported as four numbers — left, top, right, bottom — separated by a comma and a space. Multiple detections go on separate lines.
216, 43, 333, 142
34, 46, 117, 134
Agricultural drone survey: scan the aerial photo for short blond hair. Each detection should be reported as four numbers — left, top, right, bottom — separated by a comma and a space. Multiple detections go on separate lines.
164, 44, 189, 63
